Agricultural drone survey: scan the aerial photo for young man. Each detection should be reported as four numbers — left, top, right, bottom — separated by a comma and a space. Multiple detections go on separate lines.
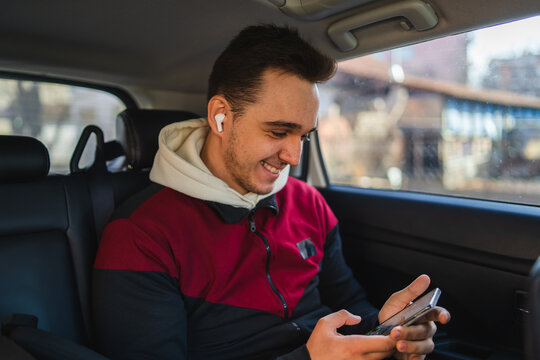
93, 25, 450, 360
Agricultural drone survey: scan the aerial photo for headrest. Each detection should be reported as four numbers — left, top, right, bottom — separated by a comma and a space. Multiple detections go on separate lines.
116, 109, 199, 170
0, 135, 50, 183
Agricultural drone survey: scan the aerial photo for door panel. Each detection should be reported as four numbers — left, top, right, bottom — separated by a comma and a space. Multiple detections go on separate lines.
319, 185, 538, 359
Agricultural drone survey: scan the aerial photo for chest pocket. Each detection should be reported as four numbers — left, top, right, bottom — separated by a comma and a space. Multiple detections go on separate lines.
296, 238, 317, 260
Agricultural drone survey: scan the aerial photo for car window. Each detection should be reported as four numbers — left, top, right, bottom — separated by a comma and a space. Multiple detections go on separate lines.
0, 79, 126, 173
318, 15, 540, 205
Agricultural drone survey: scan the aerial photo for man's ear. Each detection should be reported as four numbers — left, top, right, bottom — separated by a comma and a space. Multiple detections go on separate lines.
207, 95, 230, 135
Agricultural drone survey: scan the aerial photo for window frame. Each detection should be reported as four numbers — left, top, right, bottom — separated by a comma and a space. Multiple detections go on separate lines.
0, 71, 137, 110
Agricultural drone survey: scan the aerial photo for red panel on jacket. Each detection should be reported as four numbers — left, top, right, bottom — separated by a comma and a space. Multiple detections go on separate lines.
94, 177, 338, 317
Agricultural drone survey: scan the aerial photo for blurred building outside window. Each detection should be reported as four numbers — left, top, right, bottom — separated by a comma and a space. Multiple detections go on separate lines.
0, 80, 125, 173
318, 15, 540, 205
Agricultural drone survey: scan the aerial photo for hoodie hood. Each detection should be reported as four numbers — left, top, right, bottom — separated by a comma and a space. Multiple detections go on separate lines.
150, 118, 289, 209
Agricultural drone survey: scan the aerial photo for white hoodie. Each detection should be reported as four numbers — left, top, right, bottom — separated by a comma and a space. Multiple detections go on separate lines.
149, 118, 290, 209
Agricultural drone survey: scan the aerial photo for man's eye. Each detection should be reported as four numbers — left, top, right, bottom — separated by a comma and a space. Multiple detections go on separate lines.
271, 131, 287, 138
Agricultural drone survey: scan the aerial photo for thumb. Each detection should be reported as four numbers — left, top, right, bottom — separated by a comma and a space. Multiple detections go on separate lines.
380, 275, 431, 322
394, 274, 431, 304
321, 310, 362, 330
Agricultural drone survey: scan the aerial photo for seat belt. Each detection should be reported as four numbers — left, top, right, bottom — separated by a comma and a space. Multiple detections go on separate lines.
70, 125, 115, 243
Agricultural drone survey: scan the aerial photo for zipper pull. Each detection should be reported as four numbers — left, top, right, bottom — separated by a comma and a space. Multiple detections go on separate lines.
248, 212, 256, 232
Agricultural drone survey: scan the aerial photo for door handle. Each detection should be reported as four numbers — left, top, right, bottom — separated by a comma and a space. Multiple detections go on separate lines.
515, 290, 528, 315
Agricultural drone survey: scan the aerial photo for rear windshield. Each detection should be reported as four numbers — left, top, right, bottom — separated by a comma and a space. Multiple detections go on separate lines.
0, 79, 126, 173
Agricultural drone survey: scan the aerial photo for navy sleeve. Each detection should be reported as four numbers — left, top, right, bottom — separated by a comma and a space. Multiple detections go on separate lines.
92, 269, 187, 360
275, 344, 311, 360
317, 224, 379, 334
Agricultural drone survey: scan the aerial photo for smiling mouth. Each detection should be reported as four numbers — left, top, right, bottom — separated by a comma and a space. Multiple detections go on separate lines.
261, 160, 281, 174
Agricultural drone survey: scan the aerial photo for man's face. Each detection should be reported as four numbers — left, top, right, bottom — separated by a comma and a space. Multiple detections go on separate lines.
222, 69, 319, 195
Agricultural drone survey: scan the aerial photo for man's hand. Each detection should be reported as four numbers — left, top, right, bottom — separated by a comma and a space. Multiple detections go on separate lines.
306, 310, 396, 360
379, 275, 451, 360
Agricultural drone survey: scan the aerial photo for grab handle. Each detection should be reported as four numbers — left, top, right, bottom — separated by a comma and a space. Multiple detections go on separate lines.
328, 0, 438, 51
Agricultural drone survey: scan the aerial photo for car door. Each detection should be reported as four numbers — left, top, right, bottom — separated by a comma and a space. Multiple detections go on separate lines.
318, 185, 537, 359
312, 15, 540, 360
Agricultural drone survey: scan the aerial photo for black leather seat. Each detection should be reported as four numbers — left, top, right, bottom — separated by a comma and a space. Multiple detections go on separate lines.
110, 109, 199, 219
116, 108, 199, 171
68, 109, 199, 243
0, 110, 199, 358
0, 135, 104, 358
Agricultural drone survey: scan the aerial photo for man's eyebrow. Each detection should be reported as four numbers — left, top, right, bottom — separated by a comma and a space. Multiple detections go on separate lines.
263, 121, 317, 133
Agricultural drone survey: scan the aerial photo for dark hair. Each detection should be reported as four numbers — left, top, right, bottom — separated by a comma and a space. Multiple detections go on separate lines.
207, 24, 336, 115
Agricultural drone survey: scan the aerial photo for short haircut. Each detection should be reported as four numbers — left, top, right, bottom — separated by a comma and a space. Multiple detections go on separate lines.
207, 24, 336, 115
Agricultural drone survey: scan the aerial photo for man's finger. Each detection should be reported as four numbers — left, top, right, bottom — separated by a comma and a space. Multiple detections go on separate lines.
319, 309, 362, 333
364, 350, 397, 360
390, 274, 431, 305
395, 337, 435, 356
379, 275, 432, 323
338, 334, 396, 354
415, 306, 451, 324
391, 322, 436, 341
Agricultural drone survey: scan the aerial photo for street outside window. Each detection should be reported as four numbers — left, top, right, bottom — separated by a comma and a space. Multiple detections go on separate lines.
318, 15, 540, 205
0, 80, 125, 173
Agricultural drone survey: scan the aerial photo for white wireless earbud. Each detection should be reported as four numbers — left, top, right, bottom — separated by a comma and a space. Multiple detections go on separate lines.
214, 113, 225, 132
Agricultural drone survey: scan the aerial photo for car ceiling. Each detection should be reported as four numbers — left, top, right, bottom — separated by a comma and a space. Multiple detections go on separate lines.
1, 0, 539, 96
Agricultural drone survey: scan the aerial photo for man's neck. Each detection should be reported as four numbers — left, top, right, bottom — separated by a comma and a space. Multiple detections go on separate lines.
200, 132, 246, 195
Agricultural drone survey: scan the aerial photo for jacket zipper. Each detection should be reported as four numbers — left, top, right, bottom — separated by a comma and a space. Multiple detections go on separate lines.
248, 212, 289, 319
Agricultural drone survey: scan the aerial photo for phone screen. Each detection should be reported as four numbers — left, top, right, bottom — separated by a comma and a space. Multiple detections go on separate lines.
366, 288, 441, 335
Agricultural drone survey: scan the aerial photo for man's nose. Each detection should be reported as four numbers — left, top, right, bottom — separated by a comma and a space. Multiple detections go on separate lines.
278, 136, 303, 167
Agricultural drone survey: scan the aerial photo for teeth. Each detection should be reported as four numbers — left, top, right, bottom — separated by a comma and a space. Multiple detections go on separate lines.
261, 161, 280, 174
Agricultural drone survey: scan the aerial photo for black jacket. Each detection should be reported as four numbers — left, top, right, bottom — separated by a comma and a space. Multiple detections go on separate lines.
93, 178, 379, 359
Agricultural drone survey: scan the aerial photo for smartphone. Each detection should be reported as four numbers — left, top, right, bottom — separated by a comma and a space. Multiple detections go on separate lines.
366, 288, 441, 336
